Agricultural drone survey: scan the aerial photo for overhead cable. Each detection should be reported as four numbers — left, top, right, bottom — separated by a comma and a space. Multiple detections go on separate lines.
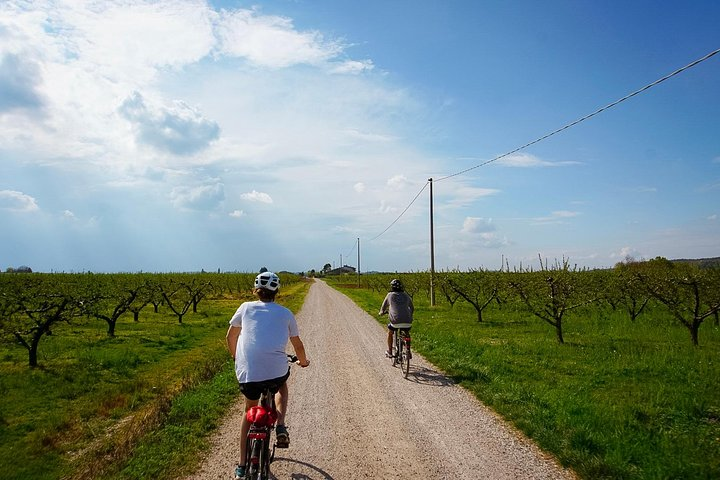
366, 47, 719, 242
345, 238, 358, 259
436, 47, 720, 182
369, 181, 429, 241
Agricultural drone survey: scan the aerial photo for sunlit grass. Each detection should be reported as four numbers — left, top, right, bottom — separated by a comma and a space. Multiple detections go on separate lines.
0, 280, 311, 480
332, 282, 720, 480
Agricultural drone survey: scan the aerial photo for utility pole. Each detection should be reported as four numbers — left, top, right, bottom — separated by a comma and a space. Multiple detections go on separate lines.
429, 178, 436, 306
357, 237, 361, 287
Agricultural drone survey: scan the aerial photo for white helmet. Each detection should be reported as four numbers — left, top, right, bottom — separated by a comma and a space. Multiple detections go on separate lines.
254, 271, 280, 291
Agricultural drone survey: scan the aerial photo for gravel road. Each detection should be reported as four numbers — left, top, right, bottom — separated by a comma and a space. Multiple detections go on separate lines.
184, 280, 577, 480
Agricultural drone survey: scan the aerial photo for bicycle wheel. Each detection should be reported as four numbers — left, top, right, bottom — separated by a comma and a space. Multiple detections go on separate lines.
247, 438, 260, 479
402, 337, 411, 378
395, 331, 404, 367
391, 330, 397, 366
259, 435, 271, 480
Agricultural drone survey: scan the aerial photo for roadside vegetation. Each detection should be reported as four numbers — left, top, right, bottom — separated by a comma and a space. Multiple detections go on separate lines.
329, 257, 720, 479
0, 272, 310, 480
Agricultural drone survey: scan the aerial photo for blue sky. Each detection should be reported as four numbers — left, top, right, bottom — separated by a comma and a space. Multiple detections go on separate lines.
1, 1, 718, 274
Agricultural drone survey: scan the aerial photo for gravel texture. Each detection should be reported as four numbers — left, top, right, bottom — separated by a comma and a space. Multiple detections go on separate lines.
184, 280, 577, 480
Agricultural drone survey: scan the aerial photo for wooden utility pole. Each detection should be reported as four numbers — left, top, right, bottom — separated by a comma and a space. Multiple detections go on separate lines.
357, 237, 361, 287
429, 178, 436, 306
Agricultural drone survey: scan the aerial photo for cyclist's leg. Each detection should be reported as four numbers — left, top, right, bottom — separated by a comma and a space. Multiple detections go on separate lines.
274, 381, 288, 426
238, 381, 262, 471
386, 325, 394, 356
239, 396, 259, 469
267, 371, 291, 447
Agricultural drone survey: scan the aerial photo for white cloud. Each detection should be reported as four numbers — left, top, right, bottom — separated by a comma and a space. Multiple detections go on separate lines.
387, 174, 410, 189
461, 217, 495, 234
0, 190, 39, 212
708, 214, 717, 221
48, 1, 214, 81
0, 54, 44, 112
119, 91, 220, 155
170, 183, 224, 210
229, 209, 246, 218
241, 190, 273, 204
330, 59, 375, 75
611, 246, 644, 260
458, 217, 508, 248
444, 184, 500, 207
698, 181, 720, 192
496, 153, 580, 168
344, 129, 395, 142
215, 8, 343, 68
629, 186, 657, 193
532, 210, 581, 225
378, 199, 398, 214
354, 182, 366, 193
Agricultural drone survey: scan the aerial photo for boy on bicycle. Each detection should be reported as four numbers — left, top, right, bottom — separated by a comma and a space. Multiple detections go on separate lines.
226, 271, 310, 479
379, 278, 414, 357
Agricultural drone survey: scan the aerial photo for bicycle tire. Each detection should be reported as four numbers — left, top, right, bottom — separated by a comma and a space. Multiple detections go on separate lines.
395, 331, 404, 367
259, 435, 270, 480
391, 330, 398, 366
392, 330, 400, 367
247, 437, 260, 479
402, 337, 411, 378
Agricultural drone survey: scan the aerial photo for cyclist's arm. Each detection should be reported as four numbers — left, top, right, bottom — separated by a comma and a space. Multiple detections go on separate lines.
379, 295, 389, 315
226, 325, 241, 360
289, 335, 310, 367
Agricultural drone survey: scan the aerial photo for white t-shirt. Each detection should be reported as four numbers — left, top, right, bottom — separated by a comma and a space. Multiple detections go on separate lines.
229, 300, 299, 383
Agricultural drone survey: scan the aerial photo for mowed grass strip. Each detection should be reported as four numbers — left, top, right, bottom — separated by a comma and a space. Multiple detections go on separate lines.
331, 281, 720, 480
0, 280, 311, 480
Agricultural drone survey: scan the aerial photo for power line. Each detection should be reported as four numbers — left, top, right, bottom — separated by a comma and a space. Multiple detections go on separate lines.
436, 47, 720, 183
366, 47, 719, 243
345, 238, 358, 259
369, 181, 429, 241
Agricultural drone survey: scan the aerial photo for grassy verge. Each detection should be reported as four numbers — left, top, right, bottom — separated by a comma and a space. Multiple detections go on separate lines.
330, 281, 720, 480
0, 280, 311, 480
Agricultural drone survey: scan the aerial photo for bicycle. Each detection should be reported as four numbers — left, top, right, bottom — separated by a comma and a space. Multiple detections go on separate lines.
242, 355, 297, 480
391, 326, 412, 378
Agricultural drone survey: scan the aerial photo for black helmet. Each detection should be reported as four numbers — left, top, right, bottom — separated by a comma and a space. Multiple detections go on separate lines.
390, 279, 403, 291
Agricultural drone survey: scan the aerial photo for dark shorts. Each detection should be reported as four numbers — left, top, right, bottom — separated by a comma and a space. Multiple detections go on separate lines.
239, 369, 291, 401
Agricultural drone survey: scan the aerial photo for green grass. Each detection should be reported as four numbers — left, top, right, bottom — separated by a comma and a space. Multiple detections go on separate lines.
331, 282, 720, 480
0, 280, 311, 480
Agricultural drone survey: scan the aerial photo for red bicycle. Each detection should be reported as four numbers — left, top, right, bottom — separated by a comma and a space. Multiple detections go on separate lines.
242, 355, 297, 480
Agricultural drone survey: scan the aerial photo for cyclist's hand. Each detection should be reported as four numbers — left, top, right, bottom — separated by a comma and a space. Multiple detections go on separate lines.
298, 358, 310, 368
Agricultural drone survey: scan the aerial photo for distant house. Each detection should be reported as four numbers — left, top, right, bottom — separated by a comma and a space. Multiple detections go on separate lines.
326, 265, 357, 276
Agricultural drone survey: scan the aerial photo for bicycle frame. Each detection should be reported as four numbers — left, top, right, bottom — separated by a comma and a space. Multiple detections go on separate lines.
243, 355, 296, 480
244, 389, 276, 480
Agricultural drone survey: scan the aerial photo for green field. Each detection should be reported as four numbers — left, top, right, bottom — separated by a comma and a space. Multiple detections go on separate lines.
0, 279, 310, 480
331, 280, 720, 479
2, 273, 718, 479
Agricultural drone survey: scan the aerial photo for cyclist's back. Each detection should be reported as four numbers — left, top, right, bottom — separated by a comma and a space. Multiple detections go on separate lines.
379, 279, 414, 357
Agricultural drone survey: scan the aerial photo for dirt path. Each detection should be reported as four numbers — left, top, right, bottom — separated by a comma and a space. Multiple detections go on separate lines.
184, 280, 577, 480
